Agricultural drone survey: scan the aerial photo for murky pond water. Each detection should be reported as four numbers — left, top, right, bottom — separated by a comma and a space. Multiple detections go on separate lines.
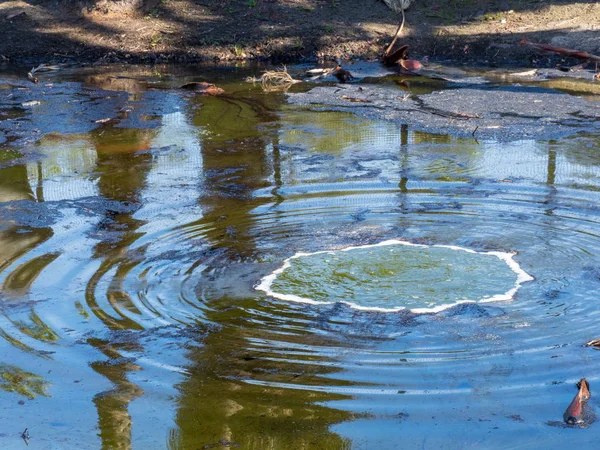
1, 64, 600, 448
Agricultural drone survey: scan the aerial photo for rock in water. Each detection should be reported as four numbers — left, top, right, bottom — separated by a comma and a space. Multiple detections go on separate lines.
564, 378, 590, 424
179, 82, 224, 96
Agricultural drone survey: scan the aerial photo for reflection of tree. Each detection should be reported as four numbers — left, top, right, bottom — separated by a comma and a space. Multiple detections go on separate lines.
4, 253, 59, 292
280, 111, 388, 155
399, 124, 409, 196
85, 124, 155, 448
89, 338, 144, 450
13, 311, 59, 342
169, 307, 352, 450
0, 165, 35, 203
0, 227, 53, 276
86, 125, 155, 329
544, 143, 557, 217
168, 92, 353, 449
411, 130, 452, 145
413, 131, 479, 182
557, 135, 600, 167
190, 94, 278, 259
0, 362, 50, 399
0, 164, 57, 353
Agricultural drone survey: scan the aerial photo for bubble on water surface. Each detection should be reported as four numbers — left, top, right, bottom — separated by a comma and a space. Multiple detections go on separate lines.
256, 240, 533, 313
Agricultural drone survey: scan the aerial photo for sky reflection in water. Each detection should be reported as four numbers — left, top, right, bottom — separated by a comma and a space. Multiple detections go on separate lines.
0, 66, 599, 448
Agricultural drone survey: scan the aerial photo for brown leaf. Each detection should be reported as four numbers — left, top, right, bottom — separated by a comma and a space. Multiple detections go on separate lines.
383, 45, 409, 66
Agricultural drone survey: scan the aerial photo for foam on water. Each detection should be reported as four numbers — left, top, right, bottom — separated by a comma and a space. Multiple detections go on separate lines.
255, 239, 534, 313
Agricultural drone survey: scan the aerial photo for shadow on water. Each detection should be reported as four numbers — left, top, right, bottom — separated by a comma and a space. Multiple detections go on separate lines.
1, 65, 600, 449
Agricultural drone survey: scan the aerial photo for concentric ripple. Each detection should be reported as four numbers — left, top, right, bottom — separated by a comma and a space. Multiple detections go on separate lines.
1, 67, 600, 449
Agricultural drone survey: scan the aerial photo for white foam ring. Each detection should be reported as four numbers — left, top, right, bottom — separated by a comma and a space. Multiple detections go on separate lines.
255, 239, 534, 314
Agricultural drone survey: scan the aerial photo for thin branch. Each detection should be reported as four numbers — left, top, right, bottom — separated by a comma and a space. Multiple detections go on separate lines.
384, 7, 406, 58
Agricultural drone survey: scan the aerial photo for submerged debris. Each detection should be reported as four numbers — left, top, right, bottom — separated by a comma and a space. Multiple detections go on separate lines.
179, 82, 224, 95
6, 10, 27, 20
340, 95, 371, 103
564, 378, 590, 425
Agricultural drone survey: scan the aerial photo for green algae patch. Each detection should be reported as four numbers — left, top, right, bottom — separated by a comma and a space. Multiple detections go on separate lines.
257, 240, 533, 313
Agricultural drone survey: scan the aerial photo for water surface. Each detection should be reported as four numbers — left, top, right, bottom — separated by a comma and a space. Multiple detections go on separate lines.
0, 64, 599, 449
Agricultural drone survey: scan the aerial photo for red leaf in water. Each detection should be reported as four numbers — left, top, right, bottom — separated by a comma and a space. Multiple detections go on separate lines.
400, 58, 423, 72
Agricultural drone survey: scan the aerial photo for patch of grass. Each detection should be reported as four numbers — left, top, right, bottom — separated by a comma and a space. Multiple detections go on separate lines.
233, 45, 245, 57
482, 12, 502, 21
247, 0, 256, 7
151, 34, 163, 48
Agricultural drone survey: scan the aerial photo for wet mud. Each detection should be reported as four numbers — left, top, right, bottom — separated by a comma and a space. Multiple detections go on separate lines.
288, 83, 600, 142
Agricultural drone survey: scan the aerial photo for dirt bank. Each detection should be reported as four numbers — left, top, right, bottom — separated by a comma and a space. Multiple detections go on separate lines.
0, 0, 599, 66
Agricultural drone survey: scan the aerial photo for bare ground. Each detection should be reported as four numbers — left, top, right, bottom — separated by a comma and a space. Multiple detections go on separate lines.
0, 0, 599, 66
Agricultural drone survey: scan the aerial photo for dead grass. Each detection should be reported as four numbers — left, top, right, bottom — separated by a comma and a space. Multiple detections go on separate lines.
247, 66, 301, 91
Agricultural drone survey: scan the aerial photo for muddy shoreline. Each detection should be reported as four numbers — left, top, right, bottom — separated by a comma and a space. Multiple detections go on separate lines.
288, 83, 600, 142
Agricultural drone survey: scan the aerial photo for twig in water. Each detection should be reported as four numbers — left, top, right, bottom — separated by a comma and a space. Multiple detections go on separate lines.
472, 126, 479, 137
520, 37, 600, 63
21, 428, 30, 443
